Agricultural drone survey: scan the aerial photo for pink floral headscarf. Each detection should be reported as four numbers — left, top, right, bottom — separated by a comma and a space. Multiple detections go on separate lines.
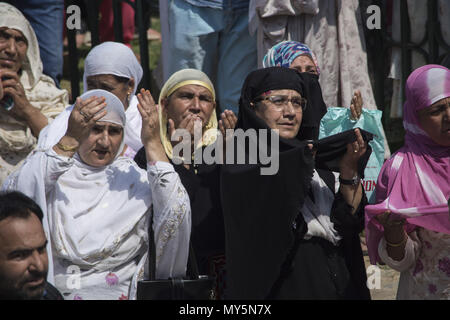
365, 65, 450, 264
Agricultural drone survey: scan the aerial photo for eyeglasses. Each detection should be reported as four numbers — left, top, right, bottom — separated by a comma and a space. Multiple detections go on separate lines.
254, 95, 307, 113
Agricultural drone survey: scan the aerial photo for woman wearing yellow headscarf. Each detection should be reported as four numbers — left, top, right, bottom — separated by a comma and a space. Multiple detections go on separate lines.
134, 68, 236, 299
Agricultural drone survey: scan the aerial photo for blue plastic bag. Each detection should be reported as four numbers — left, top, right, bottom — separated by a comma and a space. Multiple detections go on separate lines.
319, 108, 385, 203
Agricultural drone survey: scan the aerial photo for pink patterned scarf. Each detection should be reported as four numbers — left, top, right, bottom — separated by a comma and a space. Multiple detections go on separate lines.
365, 65, 450, 264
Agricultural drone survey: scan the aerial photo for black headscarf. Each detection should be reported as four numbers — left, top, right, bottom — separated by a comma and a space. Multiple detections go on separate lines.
237, 67, 327, 141
221, 67, 374, 299
221, 68, 316, 299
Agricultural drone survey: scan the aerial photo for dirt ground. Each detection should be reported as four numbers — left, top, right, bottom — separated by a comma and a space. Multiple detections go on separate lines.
364, 255, 400, 300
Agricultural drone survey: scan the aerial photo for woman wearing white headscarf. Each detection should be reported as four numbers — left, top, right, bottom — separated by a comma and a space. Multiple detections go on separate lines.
37, 41, 144, 158
0, 3, 68, 185
3, 88, 191, 300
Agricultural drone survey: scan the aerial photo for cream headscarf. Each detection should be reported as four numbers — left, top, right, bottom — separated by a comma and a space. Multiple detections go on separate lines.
158, 69, 218, 159
0, 3, 67, 153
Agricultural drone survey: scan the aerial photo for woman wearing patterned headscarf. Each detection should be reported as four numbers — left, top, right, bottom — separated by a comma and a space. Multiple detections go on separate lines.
0, 3, 68, 186
365, 65, 450, 299
263, 40, 367, 121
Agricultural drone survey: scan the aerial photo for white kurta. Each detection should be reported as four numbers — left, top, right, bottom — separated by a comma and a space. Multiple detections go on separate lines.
2, 149, 191, 300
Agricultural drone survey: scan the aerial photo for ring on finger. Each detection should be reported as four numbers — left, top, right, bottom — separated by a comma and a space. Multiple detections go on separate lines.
79, 110, 89, 120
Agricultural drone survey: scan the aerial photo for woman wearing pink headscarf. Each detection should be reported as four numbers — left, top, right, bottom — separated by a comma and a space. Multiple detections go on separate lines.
365, 65, 450, 299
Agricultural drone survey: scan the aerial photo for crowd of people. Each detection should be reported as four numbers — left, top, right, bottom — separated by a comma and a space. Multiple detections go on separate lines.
0, 1, 449, 300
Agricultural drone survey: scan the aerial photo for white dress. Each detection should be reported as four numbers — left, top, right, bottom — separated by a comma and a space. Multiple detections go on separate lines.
3, 148, 191, 300
378, 228, 450, 299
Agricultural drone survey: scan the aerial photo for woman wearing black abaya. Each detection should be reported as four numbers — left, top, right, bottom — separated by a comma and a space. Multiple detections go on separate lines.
221, 67, 371, 300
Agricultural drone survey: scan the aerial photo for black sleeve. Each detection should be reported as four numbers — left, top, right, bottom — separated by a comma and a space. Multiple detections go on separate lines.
330, 187, 367, 239
133, 146, 147, 170
42, 282, 64, 300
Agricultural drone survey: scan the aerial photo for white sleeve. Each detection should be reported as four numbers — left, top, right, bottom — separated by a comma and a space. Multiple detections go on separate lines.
2, 148, 74, 194
1, 148, 74, 286
378, 231, 421, 272
147, 161, 191, 279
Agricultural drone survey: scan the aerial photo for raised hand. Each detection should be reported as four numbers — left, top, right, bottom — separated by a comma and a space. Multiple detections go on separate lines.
136, 88, 168, 163
349, 90, 363, 120
66, 96, 107, 143
338, 128, 367, 214
339, 128, 367, 177
137, 88, 160, 145
218, 109, 237, 137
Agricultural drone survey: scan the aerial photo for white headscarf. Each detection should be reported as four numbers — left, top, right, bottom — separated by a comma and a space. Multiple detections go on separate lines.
83, 42, 143, 154
0, 3, 68, 153
76, 89, 127, 159
47, 90, 149, 271
82, 41, 143, 96
37, 42, 143, 155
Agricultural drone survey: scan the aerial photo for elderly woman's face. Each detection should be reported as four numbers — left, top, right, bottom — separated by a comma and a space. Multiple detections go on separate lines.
0, 28, 28, 73
162, 84, 215, 131
253, 89, 304, 139
417, 97, 450, 147
78, 121, 124, 167
290, 55, 318, 75
86, 74, 134, 109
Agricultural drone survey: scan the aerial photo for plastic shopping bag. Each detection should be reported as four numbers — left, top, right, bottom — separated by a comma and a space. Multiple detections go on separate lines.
319, 108, 385, 203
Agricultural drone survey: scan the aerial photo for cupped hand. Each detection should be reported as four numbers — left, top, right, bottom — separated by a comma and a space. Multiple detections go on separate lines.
218, 109, 237, 136
0, 69, 31, 120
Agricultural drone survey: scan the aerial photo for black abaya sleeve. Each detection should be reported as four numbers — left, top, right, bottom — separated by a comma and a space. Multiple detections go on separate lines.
331, 189, 367, 239
330, 189, 371, 300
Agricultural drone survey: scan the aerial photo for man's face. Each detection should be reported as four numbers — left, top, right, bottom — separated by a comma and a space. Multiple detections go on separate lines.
0, 214, 48, 300
0, 27, 28, 73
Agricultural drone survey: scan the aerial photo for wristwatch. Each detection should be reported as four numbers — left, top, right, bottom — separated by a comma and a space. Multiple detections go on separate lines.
339, 175, 360, 186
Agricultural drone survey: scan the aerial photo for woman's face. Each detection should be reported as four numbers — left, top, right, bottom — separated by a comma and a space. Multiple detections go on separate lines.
162, 84, 216, 131
86, 74, 134, 109
78, 121, 124, 167
417, 97, 450, 146
289, 54, 318, 75
253, 89, 304, 139
0, 28, 28, 73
